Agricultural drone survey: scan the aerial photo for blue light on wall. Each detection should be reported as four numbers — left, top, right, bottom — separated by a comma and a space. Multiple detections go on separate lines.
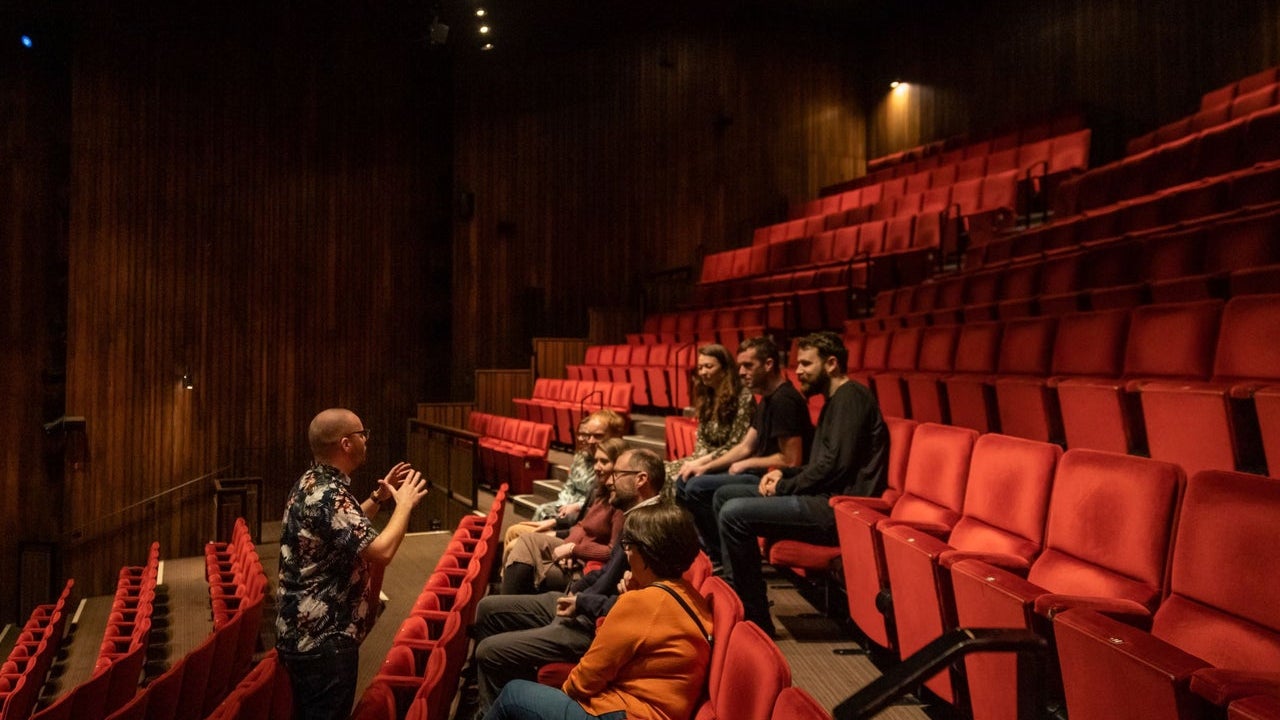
21, 35, 33, 48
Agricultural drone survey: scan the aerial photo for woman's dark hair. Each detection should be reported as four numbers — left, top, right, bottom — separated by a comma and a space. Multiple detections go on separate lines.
690, 344, 742, 427
619, 503, 701, 580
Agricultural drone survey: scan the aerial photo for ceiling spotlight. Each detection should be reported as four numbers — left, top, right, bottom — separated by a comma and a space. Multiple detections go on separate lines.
482, 42, 494, 51
890, 80, 902, 89
479, 25, 490, 34
476, 8, 486, 17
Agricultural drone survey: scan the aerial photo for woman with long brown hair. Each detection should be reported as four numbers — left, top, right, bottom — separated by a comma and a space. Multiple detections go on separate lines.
663, 344, 755, 498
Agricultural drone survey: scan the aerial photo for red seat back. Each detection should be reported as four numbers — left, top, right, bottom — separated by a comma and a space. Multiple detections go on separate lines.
1027, 450, 1184, 609
889, 423, 978, 528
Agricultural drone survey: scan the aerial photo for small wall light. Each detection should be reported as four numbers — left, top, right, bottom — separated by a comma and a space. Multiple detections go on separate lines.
182, 372, 194, 390
890, 80, 903, 90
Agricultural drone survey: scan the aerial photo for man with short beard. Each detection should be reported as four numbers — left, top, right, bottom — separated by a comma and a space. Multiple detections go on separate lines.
467, 448, 666, 717
713, 331, 888, 635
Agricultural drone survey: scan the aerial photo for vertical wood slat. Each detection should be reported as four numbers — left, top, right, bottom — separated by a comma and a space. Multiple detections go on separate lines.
56, 6, 451, 599
416, 403, 477, 430
532, 338, 588, 380
474, 370, 535, 418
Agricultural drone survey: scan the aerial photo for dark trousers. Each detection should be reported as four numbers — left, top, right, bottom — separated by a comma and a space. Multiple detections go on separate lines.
277, 635, 361, 720
676, 472, 760, 562
714, 485, 838, 635
472, 592, 596, 713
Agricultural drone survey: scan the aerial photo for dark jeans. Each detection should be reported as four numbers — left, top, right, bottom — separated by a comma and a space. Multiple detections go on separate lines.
277, 635, 361, 720
676, 472, 761, 562
484, 680, 628, 720
714, 484, 838, 635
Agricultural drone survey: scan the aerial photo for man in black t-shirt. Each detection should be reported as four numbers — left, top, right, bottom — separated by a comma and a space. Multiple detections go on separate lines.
675, 336, 813, 563
715, 331, 888, 634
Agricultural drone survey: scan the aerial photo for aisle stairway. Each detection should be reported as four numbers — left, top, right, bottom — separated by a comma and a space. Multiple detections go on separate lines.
508, 412, 670, 518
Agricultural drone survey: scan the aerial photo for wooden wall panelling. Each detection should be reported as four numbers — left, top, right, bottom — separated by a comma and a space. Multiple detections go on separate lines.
416, 403, 476, 430
532, 338, 588, 380
60, 4, 452, 598
450, 12, 864, 395
474, 369, 535, 418
1, 27, 70, 623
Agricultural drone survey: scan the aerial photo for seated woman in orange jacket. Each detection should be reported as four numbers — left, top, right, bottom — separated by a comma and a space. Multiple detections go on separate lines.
483, 503, 714, 720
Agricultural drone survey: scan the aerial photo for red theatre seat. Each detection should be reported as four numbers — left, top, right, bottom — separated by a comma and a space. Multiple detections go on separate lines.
697, 621, 791, 720
994, 308, 1129, 444
880, 433, 1060, 704
834, 423, 977, 652
1140, 294, 1280, 476
1054, 469, 1280, 720
1056, 300, 1221, 454
948, 450, 1185, 720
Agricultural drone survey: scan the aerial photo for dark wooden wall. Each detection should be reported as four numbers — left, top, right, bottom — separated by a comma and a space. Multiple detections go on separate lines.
0, 16, 70, 623
449, 10, 865, 396
862, 0, 1280, 162
53, 3, 453, 599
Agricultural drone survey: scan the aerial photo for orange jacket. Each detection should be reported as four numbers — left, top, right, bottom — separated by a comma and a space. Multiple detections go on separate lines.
564, 579, 713, 720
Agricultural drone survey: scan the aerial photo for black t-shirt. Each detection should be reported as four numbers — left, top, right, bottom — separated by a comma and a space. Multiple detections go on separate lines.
777, 379, 889, 498
751, 380, 813, 462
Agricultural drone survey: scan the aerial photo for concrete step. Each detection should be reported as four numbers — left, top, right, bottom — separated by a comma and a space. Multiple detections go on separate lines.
548, 449, 573, 481
630, 412, 669, 441
511, 494, 541, 518
533, 479, 563, 500
625, 434, 667, 456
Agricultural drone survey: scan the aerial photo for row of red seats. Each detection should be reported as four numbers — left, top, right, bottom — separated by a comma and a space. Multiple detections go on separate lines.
854, 113, 1085, 183
0, 580, 75, 720
794, 126, 1089, 228
842, 296, 1280, 477
468, 411, 552, 495
701, 210, 944, 299
352, 485, 507, 720
627, 305, 777, 346
564, 346, 697, 410
1052, 468, 1280, 720
1054, 103, 1280, 219
1127, 66, 1280, 156
201, 652, 289, 720
512, 379, 634, 443
664, 415, 698, 461
774, 419, 1280, 720
874, 207, 1280, 330
1204, 66, 1280, 112
206, 519, 267, 629
96, 521, 266, 720
971, 164, 1280, 276
33, 544, 161, 720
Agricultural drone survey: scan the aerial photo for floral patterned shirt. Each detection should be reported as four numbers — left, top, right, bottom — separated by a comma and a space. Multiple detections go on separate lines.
275, 463, 377, 653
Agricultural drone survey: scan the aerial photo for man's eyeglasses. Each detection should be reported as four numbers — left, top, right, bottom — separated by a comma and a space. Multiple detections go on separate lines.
611, 469, 643, 478
345, 429, 372, 441
577, 432, 608, 441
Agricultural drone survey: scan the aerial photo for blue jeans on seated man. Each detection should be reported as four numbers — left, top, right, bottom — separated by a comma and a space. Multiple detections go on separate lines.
675, 471, 762, 563
277, 634, 361, 720
484, 679, 628, 720
713, 484, 839, 636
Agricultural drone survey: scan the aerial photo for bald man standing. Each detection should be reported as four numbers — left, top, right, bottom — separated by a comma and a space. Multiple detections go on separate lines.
276, 408, 429, 720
